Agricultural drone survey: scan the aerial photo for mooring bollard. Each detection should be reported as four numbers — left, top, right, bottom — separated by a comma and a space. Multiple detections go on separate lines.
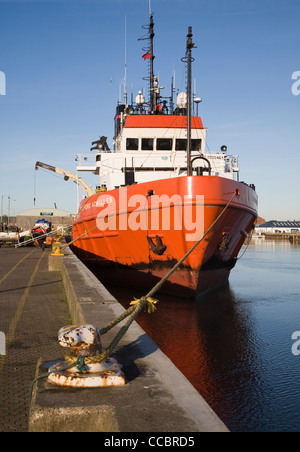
47, 325, 125, 387
51, 245, 64, 256
51, 233, 64, 256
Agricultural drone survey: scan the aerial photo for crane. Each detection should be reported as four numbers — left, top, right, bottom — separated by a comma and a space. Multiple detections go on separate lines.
35, 161, 94, 197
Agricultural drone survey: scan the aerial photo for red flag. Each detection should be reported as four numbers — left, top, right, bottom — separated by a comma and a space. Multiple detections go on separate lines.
142, 52, 151, 60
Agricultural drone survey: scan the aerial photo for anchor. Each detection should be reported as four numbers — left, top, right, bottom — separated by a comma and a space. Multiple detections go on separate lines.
147, 235, 167, 256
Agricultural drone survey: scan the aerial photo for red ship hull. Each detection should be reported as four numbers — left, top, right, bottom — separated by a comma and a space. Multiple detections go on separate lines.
72, 176, 258, 298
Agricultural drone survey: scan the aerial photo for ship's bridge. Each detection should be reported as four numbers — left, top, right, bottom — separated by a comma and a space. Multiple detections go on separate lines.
114, 114, 207, 154
76, 118, 239, 192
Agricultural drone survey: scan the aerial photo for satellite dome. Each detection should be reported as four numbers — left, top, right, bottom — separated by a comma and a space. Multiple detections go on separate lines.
136, 91, 145, 106
177, 92, 187, 109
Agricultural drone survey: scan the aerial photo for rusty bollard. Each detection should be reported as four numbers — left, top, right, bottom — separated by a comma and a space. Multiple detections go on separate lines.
47, 325, 125, 387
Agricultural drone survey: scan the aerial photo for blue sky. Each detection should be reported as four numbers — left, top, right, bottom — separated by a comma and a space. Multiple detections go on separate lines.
0, 0, 299, 220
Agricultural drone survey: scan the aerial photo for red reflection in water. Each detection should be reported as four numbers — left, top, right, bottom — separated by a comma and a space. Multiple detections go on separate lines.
105, 284, 260, 432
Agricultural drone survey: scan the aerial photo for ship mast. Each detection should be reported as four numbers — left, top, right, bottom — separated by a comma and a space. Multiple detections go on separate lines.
149, 14, 155, 114
182, 27, 196, 176
139, 13, 156, 114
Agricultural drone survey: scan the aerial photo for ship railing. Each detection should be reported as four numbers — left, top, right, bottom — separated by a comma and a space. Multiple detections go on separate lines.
99, 152, 189, 173
76, 154, 98, 172
91, 151, 240, 180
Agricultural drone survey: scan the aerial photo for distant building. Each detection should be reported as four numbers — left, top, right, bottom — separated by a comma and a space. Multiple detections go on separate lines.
255, 216, 266, 225
16, 208, 74, 230
256, 220, 300, 235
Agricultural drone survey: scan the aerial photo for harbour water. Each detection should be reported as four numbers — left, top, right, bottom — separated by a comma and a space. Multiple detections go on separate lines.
105, 239, 300, 432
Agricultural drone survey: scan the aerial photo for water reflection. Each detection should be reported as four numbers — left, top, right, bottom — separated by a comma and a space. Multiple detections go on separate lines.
91, 239, 300, 432
104, 283, 263, 431
193, 287, 269, 431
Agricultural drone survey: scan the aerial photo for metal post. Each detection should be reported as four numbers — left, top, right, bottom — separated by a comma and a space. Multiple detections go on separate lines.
186, 27, 195, 177
8, 195, 10, 226
1, 195, 3, 225
149, 14, 155, 114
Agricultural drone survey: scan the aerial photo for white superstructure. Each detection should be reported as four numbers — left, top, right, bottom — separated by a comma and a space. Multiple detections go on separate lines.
77, 112, 239, 192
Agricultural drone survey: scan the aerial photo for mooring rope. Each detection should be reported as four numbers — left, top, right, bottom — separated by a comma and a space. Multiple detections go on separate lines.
29, 190, 238, 407
65, 190, 238, 366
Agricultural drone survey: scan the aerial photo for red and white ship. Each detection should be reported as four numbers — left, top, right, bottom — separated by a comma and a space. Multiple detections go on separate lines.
72, 15, 258, 298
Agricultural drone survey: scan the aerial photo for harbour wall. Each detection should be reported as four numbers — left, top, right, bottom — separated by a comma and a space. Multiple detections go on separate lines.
264, 233, 300, 243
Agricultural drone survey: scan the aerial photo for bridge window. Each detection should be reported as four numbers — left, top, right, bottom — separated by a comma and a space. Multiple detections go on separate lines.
175, 139, 202, 151
126, 138, 139, 151
175, 139, 186, 151
191, 139, 202, 151
142, 138, 154, 151
157, 138, 173, 151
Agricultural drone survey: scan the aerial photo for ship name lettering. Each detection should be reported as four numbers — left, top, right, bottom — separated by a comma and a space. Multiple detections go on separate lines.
93, 197, 113, 208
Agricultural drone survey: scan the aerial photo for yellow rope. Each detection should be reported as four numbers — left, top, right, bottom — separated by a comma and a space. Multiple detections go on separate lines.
130, 297, 158, 314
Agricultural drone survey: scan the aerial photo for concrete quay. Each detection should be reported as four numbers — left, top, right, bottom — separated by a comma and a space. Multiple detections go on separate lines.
0, 245, 229, 432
